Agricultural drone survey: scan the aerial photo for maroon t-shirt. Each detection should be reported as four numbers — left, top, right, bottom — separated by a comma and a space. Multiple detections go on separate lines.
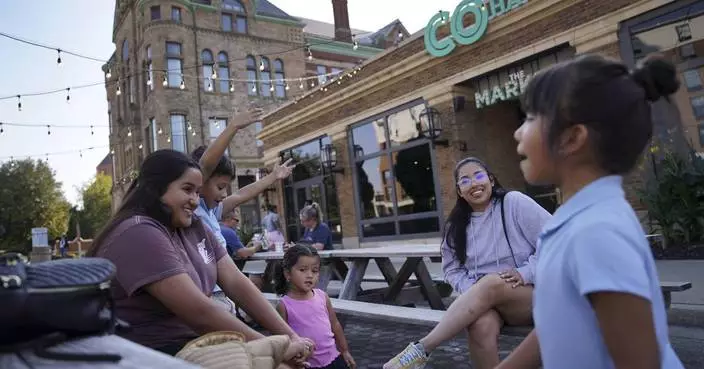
96, 215, 226, 349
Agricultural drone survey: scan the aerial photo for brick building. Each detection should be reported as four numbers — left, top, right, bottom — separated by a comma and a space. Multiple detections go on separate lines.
259, 0, 703, 249
103, 0, 406, 230
96, 153, 114, 179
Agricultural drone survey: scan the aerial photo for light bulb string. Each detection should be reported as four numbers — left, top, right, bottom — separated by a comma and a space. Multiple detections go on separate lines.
1, 65, 359, 102
0, 36, 361, 101
0, 31, 109, 63
0, 122, 107, 129
0, 145, 109, 160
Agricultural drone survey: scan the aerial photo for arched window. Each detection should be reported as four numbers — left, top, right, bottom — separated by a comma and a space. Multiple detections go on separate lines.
259, 57, 271, 97
122, 40, 129, 61
222, 0, 244, 11
246, 55, 257, 96
221, 0, 247, 33
218, 52, 230, 93
274, 59, 285, 98
201, 49, 214, 92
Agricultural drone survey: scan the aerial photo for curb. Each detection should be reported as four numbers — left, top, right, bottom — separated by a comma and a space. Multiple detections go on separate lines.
668, 304, 704, 329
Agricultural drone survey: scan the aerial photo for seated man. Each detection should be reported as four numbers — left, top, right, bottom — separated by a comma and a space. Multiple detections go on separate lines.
220, 210, 262, 262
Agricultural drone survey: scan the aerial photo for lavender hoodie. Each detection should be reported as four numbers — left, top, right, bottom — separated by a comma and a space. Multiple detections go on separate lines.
442, 191, 551, 294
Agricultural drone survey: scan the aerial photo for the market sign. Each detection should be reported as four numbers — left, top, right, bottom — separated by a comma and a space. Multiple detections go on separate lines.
475, 70, 531, 109
424, 0, 528, 58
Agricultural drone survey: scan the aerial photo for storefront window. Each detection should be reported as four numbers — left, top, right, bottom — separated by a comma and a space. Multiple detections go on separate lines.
351, 100, 441, 240
280, 136, 341, 243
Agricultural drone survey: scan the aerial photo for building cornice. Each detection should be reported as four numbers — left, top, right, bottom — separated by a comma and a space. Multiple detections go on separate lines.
306, 35, 383, 58
258, 0, 666, 143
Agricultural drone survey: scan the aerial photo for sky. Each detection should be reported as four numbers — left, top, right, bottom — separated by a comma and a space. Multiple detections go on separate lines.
0, 0, 461, 205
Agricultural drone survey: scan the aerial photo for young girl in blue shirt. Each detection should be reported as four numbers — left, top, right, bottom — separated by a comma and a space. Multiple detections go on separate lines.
500, 54, 684, 369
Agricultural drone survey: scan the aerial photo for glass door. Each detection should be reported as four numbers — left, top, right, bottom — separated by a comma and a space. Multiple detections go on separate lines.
289, 178, 325, 241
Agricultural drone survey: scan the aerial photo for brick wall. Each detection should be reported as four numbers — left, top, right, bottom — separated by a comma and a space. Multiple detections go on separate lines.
265, 0, 638, 130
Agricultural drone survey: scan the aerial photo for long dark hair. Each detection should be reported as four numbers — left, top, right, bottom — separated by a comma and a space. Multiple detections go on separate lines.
88, 150, 200, 257
444, 157, 507, 265
274, 244, 320, 296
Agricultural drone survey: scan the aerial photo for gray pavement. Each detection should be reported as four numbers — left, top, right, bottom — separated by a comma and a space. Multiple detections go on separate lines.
247, 258, 704, 367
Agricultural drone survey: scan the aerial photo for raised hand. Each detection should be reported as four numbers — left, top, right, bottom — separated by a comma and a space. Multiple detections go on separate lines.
231, 107, 264, 130
272, 158, 295, 180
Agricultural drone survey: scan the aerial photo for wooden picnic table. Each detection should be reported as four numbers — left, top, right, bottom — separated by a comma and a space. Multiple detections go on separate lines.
0, 334, 200, 368
332, 244, 446, 310
243, 244, 447, 310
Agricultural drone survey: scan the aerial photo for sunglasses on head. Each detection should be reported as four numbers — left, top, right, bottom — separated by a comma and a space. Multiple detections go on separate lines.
456, 172, 488, 188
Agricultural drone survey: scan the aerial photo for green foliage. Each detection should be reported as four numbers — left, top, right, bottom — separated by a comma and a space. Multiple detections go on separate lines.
78, 173, 112, 238
640, 152, 704, 246
0, 159, 70, 253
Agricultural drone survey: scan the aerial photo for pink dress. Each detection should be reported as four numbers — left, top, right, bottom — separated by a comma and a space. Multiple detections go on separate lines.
281, 289, 339, 367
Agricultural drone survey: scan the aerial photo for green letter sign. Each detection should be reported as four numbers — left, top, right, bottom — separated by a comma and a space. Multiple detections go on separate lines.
424, 0, 527, 58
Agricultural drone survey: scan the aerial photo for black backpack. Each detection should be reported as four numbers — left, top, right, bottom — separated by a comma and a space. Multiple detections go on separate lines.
0, 253, 127, 365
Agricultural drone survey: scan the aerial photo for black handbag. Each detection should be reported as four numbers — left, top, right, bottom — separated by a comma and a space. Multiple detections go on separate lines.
0, 252, 127, 365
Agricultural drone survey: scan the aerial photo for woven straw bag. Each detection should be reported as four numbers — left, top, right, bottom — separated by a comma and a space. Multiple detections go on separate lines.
175, 331, 290, 369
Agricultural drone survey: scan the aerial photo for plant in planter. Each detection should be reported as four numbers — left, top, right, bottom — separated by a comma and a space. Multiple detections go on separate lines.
640, 150, 704, 254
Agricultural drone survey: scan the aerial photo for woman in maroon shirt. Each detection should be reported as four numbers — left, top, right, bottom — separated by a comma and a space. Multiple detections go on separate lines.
88, 150, 311, 365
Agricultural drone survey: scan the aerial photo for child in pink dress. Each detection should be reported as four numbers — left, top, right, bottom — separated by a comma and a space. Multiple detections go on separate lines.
275, 245, 356, 369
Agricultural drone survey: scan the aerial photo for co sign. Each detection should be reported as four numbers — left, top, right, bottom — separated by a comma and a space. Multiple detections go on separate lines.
424, 0, 527, 58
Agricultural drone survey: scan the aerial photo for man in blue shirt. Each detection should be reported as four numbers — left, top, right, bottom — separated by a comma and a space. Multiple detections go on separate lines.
220, 210, 262, 260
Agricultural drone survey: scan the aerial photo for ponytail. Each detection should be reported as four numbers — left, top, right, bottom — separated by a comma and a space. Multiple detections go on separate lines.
299, 202, 322, 222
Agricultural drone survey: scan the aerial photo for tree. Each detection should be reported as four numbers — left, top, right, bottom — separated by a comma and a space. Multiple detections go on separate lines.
0, 159, 70, 253
79, 173, 112, 238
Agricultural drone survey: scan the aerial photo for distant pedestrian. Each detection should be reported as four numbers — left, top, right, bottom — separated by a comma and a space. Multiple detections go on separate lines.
59, 234, 67, 258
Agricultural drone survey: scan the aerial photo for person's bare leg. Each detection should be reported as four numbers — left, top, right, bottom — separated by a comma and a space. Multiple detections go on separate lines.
495, 285, 533, 326
419, 274, 508, 351
467, 309, 503, 369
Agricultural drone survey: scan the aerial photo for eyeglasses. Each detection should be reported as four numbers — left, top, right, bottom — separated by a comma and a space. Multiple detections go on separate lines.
457, 172, 488, 188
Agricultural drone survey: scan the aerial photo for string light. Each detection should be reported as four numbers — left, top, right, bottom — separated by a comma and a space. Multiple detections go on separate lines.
157, 126, 163, 135
179, 79, 185, 90
259, 60, 265, 71
65, 88, 70, 103
146, 72, 152, 85
106, 67, 112, 79
251, 85, 257, 93
138, 143, 143, 149
116, 85, 121, 96
229, 82, 235, 92
79, 150, 83, 158
285, 83, 290, 91
90, 125, 94, 135
111, 148, 115, 154
46, 125, 51, 135
353, 40, 359, 50
127, 128, 132, 137
306, 47, 313, 61
162, 75, 168, 87
207, 81, 213, 91
167, 136, 171, 143
1, 145, 108, 160
0, 123, 3, 134
299, 79, 304, 90
17, 95, 22, 111
211, 68, 217, 79
56, 49, 62, 65
269, 83, 275, 93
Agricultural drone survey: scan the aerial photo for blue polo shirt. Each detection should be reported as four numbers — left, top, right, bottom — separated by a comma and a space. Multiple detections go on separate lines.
533, 176, 683, 369
220, 225, 244, 257
302, 222, 333, 250
195, 198, 225, 292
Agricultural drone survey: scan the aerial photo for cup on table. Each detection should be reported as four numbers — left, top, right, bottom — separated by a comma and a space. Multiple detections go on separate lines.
274, 242, 284, 252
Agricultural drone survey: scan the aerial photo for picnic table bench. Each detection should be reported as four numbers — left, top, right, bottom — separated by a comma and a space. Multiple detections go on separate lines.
263, 278, 692, 338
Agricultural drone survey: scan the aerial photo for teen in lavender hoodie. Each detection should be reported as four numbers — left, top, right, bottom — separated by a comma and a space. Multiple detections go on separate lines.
384, 157, 551, 369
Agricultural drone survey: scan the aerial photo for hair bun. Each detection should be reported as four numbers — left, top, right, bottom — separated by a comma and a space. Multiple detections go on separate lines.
631, 55, 680, 102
